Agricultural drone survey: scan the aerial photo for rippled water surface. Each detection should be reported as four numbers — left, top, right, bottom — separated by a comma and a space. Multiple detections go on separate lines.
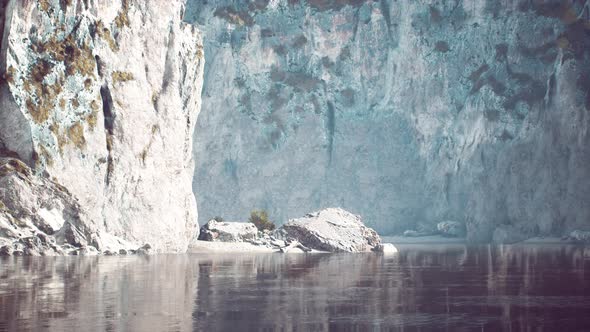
1, 245, 589, 331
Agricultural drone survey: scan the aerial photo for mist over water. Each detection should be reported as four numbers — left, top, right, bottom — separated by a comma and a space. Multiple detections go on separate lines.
1, 245, 589, 331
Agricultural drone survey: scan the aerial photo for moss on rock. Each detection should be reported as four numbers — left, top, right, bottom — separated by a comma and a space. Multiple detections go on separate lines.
114, 0, 130, 29
2, 66, 16, 84
112, 71, 134, 83
67, 123, 86, 149
96, 21, 119, 52
36, 35, 96, 77
0, 158, 31, 177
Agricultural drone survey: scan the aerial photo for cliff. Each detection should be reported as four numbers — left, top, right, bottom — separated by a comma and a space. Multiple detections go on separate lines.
0, 0, 204, 254
186, 0, 590, 241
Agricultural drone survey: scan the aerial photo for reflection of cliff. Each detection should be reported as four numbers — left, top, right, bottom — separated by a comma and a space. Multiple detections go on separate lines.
0, 256, 197, 331
1, 247, 589, 330
395, 245, 590, 331
192, 247, 590, 330
186, 0, 590, 241
193, 253, 390, 331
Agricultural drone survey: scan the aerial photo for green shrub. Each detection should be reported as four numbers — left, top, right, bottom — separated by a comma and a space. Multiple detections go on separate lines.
248, 210, 275, 231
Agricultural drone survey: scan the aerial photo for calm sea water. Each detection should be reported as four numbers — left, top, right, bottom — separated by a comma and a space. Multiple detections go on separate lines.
1, 244, 589, 331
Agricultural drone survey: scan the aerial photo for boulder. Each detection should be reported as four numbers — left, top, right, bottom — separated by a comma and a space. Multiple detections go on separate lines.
375, 243, 398, 254
77, 246, 99, 256
198, 220, 259, 242
136, 243, 153, 255
281, 208, 382, 252
437, 221, 466, 238
567, 230, 590, 243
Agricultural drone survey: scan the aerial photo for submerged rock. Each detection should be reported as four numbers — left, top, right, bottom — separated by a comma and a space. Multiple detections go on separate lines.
437, 221, 466, 238
281, 208, 382, 253
198, 220, 258, 242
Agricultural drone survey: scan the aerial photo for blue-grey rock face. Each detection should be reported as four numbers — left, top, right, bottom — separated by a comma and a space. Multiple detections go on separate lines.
186, 0, 590, 241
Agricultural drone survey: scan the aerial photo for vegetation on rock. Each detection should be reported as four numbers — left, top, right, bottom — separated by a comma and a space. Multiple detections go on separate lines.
112, 71, 134, 83
114, 0, 131, 29
248, 210, 275, 231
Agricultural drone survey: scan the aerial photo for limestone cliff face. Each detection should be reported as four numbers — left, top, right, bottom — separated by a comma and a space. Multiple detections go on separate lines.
0, 0, 204, 253
187, 0, 590, 241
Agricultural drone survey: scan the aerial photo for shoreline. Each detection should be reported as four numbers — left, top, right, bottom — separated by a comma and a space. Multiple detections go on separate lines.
189, 240, 319, 254
383, 235, 579, 245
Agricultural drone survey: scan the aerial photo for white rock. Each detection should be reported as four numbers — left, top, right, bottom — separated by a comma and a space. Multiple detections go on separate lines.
0, 157, 98, 255
0, 0, 204, 253
282, 208, 382, 252
37, 208, 65, 235
377, 243, 398, 254
198, 219, 259, 242
77, 246, 99, 256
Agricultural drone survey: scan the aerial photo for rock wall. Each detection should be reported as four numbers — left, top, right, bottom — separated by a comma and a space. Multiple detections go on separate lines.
0, 0, 204, 252
186, 0, 590, 241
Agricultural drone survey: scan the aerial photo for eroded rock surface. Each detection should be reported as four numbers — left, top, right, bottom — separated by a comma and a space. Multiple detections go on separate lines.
187, 0, 590, 242
0, 157, 97, 255
0, 0, 204, 253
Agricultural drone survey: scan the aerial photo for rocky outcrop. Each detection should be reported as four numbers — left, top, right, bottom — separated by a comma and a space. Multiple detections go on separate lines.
186, 0, 590, 242
198, 219, 258, 242
566, 230, 590, 243
0, 157, 153, 255
0, 0, 204, 253
281, 208, 382, 252
0, 157, 97, 255
195, 208, 389, 253
437, 221, 466, 238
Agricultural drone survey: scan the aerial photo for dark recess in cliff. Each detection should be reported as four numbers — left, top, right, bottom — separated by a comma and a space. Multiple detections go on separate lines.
326, 101, 335, 164
100, 85, 115, 185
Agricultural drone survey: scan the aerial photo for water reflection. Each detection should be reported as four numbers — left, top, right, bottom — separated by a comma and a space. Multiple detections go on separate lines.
0, 245, 589, 331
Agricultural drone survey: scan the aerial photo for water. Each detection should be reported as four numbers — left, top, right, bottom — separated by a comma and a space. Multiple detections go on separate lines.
1, 244, 589, 331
